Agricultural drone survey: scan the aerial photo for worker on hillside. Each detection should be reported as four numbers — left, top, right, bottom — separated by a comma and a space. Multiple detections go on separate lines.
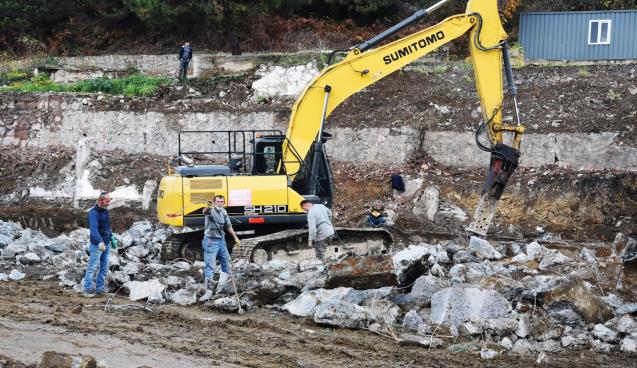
202, 195, 240, 289
83, 191, 113, 296
301, 200, 334, 262
366, 200, 388, 228
178, 41, 193, 79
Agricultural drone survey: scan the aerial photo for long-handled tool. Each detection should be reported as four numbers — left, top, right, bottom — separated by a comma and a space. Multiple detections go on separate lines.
227, 242, 244, 315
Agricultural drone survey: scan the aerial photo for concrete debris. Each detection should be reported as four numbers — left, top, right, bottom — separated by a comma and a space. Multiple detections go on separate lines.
9, 269, 26, 281
399, 334, 444, 348
2, 217, 637, 355
170, 287, 198, 305
479, 347, 499, 359
125, 279, 166, 301
430, 287, 510, 328
469, 236, 503, 261
326, 255, 397, 289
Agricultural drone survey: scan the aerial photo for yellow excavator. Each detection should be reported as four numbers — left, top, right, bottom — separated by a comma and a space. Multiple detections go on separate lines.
157, 0, 525, 264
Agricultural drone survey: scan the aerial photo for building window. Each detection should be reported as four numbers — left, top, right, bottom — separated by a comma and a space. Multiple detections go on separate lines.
589, 20, 611, 45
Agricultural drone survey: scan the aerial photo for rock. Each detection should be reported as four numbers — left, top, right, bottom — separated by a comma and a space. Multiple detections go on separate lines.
525, 241, 547, 261
469, 237, 503, 260
399, 334, 444, 348
314, 301, 371, 328
408, 274, 450, 306
343, 287, 393, 305
538, 250, 569, 270
211, 297, 240, 312
109, 270, 129, 285
516, 314, 531, 338
261, 259, 289, 272
480, 348, 499, 359
448, 264, 466, 284
127, 245, 149, 258
541, 278, 613, 324
459, 321, 482, 336
561, 334, 588, 348
124, 279, 165, 301
2, 243, 26, 258
9, 269, 25, 281
500, 337, 513, 350
128, 221, 153, 238
620, 337, 637, 353
511, 253, 530, 263
605, 315, 637, 334
413, 187, 439, 221
0, 273, 8, 281
452, 251, 479, 264
602, 294, 637, 315
393, 244, 437, 284
0, 234, 11, 247
430, 287, 511, 328
402, 309, 424, 331
364, 299, 400, 326
170, 287, 198, 305
482, 318, 518, 336
199, 290, 213, 302
122, 262, 141, 275
547, 301, 586, 327
535, 339, 561, 353
50, 250, 79, 269
39, 351, 97, 368
580, 248, 597, 263
283, 288, 351, 317
24, 252, 41, 263
592, 324, 618, 342
147, 291, 165, 304
591, 339, 612, 353
429, 263, 446, 277
511, 339, 533, 355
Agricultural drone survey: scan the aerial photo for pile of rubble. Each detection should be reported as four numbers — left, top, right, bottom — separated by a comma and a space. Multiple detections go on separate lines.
1, 219, 636, 358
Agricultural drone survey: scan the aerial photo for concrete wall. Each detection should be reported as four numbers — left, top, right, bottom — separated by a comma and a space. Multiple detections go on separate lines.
1, 93, 635, 171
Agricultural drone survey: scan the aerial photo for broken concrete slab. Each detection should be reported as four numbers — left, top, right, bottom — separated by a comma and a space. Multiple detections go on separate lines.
124, 279, 165, 301
171, 287, 198, 305
39, 351, 97, 368
313, 301, 371, 328
430, 286, 511, 328
8, 269, 26, 281
399, 334, 444, 348
326, 255, 397, 289
469, 236, 503, 261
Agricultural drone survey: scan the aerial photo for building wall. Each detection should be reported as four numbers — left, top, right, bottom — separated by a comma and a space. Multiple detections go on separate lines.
520, 10, 637, 61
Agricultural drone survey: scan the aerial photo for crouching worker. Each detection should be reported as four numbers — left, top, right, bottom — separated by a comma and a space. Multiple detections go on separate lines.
366, 200, 388, 228
202, 195, 240, 289
83, 191, 113, 296
301, 200, 334, 262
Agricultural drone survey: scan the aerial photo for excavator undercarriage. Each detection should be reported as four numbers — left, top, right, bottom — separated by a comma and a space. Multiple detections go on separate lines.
160, 227, 393, 265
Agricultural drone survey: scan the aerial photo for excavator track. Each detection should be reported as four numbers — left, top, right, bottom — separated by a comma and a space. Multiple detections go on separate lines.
160, 228, 393, 265
233, 227, 393, 265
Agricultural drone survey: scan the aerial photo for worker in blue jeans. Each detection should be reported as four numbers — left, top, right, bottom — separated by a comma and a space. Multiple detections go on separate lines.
202, 195, 240, 289
83, 191, 113, 296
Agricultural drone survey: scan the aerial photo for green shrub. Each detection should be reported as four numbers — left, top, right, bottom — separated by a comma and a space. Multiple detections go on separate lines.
1, 73, 172, 95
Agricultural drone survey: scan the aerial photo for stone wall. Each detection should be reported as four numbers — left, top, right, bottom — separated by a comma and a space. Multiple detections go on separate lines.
1, 93, 635, 171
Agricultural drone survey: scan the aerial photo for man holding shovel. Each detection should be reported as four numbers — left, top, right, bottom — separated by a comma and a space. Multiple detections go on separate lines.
202, 195, 240, 290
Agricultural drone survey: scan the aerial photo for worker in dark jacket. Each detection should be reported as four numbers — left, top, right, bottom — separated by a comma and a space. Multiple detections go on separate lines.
178, 41, 193, 79
83, 191, 113, 295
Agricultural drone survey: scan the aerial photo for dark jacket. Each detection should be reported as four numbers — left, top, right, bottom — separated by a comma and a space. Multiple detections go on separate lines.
88, 205, 112, 245
179, 45, 193, 61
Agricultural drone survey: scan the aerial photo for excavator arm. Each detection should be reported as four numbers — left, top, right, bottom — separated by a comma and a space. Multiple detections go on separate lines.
280, 0, 525, 237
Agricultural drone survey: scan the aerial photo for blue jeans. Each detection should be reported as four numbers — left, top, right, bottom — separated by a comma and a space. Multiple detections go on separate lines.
83, 243, 110, 293
179, 59, 190, 78
367, 215, 386, 228
203, 236, 231, 281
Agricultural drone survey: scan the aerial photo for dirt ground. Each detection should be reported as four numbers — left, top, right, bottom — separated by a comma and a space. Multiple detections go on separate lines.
0, 280, 635, 368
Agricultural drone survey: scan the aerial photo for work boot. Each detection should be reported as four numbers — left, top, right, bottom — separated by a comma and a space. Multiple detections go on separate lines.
82, 290, 95, 298
204, 279, 217, 292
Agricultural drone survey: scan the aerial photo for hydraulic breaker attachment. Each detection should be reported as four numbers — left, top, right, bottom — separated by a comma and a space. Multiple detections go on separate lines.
467, 142, 520, 237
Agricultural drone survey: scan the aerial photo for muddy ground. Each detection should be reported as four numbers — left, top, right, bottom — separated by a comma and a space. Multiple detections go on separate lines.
0, 280, 635, 368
